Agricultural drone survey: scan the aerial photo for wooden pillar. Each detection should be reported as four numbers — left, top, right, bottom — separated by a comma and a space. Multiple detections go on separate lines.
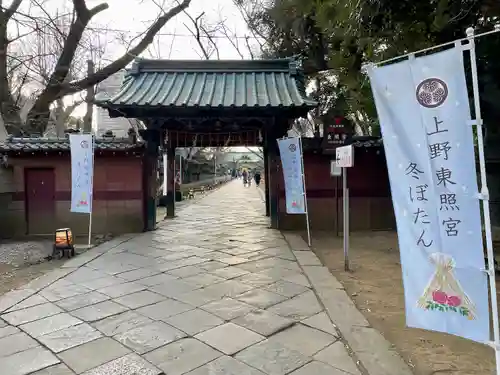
142, 129, 160, 231
263, 146, 270, 216
165, 146, 176, 218
266, 129, 280, 229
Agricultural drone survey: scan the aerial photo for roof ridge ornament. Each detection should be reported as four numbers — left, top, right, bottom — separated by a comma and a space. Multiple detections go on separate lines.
129, 59, 142, 75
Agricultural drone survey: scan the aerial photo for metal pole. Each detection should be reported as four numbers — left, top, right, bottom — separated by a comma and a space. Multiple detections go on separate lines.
214, 155, 217, 183
466, 27, 500, 371
298, 137, 311, 246
343, 167, 350, 271
179, 155, 183, 185
88, 135, 94, 248
162, 152, 167, 196
335, 167, 339, 237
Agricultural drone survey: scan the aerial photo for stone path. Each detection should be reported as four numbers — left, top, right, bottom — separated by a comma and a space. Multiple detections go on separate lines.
0, 181, 413, 375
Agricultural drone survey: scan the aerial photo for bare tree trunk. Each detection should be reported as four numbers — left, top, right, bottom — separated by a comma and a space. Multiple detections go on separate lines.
82, 59, 94, 133
26, 1, 108, 134
0, 15, 22, 134
54, 98, 83, 136
25, 0, 192, 134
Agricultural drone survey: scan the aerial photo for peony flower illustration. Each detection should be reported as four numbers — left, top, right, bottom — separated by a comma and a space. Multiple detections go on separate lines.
446, 295, 461, 307
432, 290, 448, 304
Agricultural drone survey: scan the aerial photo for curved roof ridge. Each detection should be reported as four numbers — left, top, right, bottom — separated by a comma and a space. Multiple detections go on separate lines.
129, 58, 299, 74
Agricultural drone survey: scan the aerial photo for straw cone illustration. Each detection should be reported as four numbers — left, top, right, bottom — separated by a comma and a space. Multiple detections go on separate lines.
78, 192, 88, 207
418, 253, 476, 320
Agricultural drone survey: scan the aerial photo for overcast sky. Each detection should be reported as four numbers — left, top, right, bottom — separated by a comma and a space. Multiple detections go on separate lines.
21, 0, 258, 115
86, 0, 256, 61
6, 0, 263, 146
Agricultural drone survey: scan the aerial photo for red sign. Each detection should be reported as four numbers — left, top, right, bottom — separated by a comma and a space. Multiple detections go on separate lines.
322, 116, 349, 154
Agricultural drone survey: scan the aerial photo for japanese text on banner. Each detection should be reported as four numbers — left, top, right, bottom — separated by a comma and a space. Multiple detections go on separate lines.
277, 137, 306, 214
367, 45, 489, 343
69, 134, 94, 214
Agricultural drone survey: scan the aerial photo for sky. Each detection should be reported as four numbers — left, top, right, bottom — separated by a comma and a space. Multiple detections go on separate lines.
85, 0, 257, 61
7, 0, 259, 112
5, 0, 268, 150
57, 0, 257, 115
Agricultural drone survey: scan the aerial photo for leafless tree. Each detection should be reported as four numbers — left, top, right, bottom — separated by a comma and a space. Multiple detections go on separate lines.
231, 0, 266, 56
0, 0, 192, 135
8, 8, 106, 136
182, 10, 220, 60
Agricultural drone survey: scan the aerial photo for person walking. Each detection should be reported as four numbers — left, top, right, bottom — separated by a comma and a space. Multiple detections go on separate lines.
242, 169, 249, 187
254, 171, 261, 187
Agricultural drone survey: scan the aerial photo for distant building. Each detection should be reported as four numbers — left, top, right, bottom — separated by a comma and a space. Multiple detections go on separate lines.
95, 70, 132, 137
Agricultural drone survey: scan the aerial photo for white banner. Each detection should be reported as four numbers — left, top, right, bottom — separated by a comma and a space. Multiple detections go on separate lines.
70, 134, 94, 214
367, 46, 489, 343
277, 137, 306, 214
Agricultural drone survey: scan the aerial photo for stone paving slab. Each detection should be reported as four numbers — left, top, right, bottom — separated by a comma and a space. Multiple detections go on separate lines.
144, 338, 220, 375
195, 322, 264, 355
185, 355, 267, 375
164, 308, 224, 335
0, 181, 413, 374
58, 337, 130, 374
0, 346, 60, 375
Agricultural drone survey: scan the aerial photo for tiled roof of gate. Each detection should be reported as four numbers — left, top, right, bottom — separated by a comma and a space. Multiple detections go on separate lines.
0, 137, 144, 153
94, 58, 318, 109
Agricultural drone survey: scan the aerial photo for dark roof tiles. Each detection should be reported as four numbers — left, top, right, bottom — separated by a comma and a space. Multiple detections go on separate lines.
0, 137, 143, 153
95, 58, 317, 110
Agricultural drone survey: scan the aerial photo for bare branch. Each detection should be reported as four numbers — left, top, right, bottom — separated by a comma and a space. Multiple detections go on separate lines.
245, 36, 255, 59
199, 23, 220, 60
245, 147, 263, 160
183, 11, 210, 59
57, 0, 192, 97
218, 21, 244, 59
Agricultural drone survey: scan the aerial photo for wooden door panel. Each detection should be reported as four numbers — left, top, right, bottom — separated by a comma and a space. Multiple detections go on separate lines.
25, 168, 56, 234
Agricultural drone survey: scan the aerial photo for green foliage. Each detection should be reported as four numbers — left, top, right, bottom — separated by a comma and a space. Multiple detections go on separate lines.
239, 0, 500, 135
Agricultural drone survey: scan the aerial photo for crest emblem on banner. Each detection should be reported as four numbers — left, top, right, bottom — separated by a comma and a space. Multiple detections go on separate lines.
288, 144, 297, 152
416, 78, 449, 108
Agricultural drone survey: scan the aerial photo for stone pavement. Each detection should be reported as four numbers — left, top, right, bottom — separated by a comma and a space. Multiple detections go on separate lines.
0, 181, 413, 375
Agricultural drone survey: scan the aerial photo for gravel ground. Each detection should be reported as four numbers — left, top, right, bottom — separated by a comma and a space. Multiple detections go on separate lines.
0, 240, 61, 295
0, 234, 113, 296
0, 240, 53, 267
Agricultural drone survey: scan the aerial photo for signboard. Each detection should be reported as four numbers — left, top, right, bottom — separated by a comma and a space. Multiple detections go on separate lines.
330, 161, 342, 176
277, 137, 306, 214
335, 145, 354, 168
69, 134, 94, 214
322, 115, 349, 154
367, 45, 489, 343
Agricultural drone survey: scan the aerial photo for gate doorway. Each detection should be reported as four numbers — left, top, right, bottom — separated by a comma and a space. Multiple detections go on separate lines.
25, 168, 56, 234
95, 58, 318, 230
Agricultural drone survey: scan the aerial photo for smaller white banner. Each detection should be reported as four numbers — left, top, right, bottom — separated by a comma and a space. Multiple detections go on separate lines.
277, 137, 306, 214
70, 134, 94, 214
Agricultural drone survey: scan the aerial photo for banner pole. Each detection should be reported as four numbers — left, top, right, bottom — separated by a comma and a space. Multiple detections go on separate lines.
298, 136, 311, 246
162, 152, 167, 196
343, 167, 350, 271
368, 27, 500, 68
466, 27, 500, 368
180, 155, 183, 185
88, 134, 94, 248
